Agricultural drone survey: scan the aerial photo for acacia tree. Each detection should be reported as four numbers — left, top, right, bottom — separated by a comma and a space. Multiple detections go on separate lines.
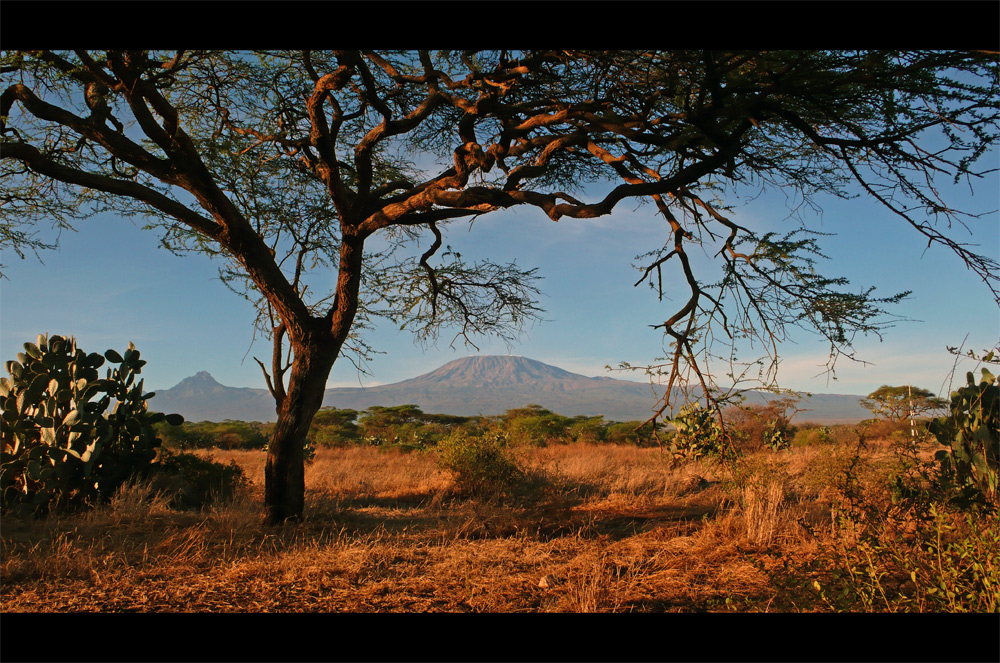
861, 385, 949, 422
2, 50, 998, 523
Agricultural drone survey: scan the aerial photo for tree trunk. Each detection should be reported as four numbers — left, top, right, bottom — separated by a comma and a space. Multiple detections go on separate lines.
264, 337, 338, 524
263, 231, 364, 525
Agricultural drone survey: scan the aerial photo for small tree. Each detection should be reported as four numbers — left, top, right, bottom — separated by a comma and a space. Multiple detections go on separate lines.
308, 407, 361, 447
502, 404, 571, 446
358, 404, 427, 444
861, 385, 948, 423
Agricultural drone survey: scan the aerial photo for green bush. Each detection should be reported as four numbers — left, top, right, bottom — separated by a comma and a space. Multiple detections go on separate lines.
308, 407, 361, 447
502, 405, 571, 447
819, 504, 999, 612
436, 428, 523, 499
605, 420, 659, 446
1, 334, 183, 515
356, 405, 472, 448
564, 415, 608, 444
792, 426, 833, 448
150, 450, 248, 510
361, 433, 429, 454
358, 404, 426, 442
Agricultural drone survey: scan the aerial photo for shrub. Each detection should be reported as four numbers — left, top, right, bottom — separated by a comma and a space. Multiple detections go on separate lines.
858, 417, 915, 444
502, 405, 571, 447
724, 399, 798, 453
820, 503, 1000, 612
792, 426, 833, 448
1, 334, 183, 515
567, 415, 607, 445
361, 433, 429, 454
826, 424, 859, 447
149, 450, 248, 510
436, 428, 523, 499
605, 420, 659, 446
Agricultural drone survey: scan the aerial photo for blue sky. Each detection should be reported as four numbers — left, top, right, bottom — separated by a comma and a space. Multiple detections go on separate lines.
3, 151, 997, 402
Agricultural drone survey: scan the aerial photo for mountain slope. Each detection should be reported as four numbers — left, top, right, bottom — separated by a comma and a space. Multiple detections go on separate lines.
153, 356, 871, 424
321, 356, 665, 421
405, 355, 580, 386
151, 371, 273, 422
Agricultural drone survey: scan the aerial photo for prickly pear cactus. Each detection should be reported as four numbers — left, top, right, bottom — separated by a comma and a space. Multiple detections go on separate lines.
0, 334, 184, 515
929, 357, 999, 512
669, 403, 726, 461
765, 427, 790, 452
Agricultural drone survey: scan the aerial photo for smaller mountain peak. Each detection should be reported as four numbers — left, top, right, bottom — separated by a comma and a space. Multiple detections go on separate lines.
170, 371, 222, 390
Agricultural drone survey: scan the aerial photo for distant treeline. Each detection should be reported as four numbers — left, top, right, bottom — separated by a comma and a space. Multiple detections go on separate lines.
154, 401, 924, 453
154, 403, 662, 451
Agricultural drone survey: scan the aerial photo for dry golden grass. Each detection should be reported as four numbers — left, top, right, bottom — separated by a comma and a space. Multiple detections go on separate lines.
0, 438, 913, 614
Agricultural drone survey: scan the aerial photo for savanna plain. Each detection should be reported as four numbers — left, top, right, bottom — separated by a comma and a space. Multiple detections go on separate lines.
4, 411, 998, 615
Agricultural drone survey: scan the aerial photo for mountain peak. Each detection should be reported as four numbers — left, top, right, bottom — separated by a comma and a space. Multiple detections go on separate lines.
154, 370, 273, 423
409, 355, 579, 387
170, 370, 223, 392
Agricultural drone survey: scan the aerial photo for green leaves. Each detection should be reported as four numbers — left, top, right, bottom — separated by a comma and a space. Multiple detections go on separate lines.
437, 428, 523, 499
862, 384, 948, 422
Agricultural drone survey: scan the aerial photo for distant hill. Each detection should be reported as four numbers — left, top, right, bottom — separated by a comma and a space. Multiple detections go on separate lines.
153, 356, 871, 424
151, 371, 274, 423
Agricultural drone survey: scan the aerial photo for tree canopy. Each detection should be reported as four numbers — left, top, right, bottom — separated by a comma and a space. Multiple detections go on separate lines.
862, 385, 949, 422
2, 50, 998, 521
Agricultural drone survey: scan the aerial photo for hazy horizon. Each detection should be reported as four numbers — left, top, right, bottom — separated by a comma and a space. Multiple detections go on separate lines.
150, 353, 875, 424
